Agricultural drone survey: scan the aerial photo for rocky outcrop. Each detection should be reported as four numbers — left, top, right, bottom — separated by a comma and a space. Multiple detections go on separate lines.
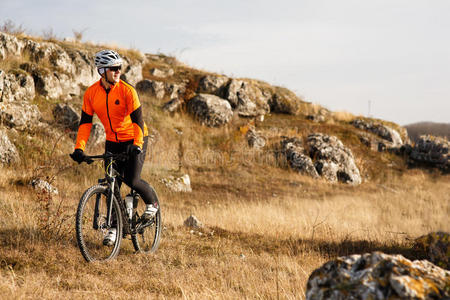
52, 103, 105, 145
269, 87, 302, 115
120, 62, 143, 86
52, 103, 80, 131
406, 135, 449, 172
308, 134, 362, 184
246, 128, 266, 149
279, 134, 362, 184
280, 138, 319, 178
162, 98, 182, 113
136, 79, 185, 100
0, 101, 41, 130
0, 129, 20, 165
414, 232, 449, 270
161, 174, 192, 192
0, 32, 25, 59
184, 215, 203, 228
352, 119, 403, 148
0, 32, 143, 101
187, 94, 233, 127
30, 178, 58, 195
197, 74, 229, 95
0, 69, 35, 103
306, 252, 450, 300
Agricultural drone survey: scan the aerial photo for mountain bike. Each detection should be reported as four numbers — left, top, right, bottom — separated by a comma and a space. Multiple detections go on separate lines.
75, 152, 161, 262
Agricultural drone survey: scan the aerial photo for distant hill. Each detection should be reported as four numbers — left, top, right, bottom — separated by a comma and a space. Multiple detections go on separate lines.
405, 122, 450, 142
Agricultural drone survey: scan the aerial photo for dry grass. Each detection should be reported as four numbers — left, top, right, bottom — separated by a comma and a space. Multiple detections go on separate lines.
1, 104, 448, 298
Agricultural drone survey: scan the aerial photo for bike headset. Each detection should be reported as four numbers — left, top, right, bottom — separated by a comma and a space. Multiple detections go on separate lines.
94, 49, 123, 85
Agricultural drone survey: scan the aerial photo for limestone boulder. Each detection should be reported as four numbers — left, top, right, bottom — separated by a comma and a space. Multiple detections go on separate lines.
0, 32, 25, 59
161, 174, 192, 192
121, 63, 143, 86
184, 215, 203, 228
20, 63, 79, 100
196, 74, 229, 95
269, 87, 302, 115
352, 119, 403, 147
306, 252, 450, 300
52, 103, 80, 131
23, 40, 75, 74
414, 232, 449, 270
307, 133, 362, 184
223, 80, 270, 117
65, 49, 98, 86
408, 135, 448, 172
0, 69, 35, 103
136, 79, 165, 99
0, 102, 41, 130
280, 137, 319, 178
162, 98, 182, 113
187, 94, 233, 127
246, 128, 266, 149
0, 130, 20, 165
30, 178, 58, 195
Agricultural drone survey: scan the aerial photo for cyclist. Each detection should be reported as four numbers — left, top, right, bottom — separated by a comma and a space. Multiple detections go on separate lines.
70, 49, 158, 245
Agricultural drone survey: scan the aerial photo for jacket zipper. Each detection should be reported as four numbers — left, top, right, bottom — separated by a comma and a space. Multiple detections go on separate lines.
105, 89, 119, 142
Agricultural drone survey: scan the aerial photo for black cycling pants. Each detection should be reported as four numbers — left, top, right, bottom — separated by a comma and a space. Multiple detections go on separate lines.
105, 136, 157, 205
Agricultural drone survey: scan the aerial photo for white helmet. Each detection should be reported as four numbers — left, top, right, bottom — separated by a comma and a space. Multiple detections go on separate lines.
94, 50, 123, 69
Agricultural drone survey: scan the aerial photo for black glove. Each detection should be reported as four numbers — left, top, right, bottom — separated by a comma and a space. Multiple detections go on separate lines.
70, 149, 92, 164
126, 144, 142, 156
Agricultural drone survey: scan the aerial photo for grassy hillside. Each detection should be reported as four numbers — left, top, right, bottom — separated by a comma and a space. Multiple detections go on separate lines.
0, 29, 449, 298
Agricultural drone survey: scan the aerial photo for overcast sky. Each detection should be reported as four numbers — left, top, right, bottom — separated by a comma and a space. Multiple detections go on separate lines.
1, 0, 449, 125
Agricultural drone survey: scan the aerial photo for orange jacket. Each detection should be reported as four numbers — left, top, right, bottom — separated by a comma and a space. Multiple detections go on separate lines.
75, 80, 148, 151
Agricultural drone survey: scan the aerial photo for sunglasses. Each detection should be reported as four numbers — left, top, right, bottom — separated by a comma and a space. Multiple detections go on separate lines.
108, 66, 122, 72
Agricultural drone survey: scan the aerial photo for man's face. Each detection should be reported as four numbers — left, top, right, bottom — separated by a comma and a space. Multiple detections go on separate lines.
105, 65, 121, 84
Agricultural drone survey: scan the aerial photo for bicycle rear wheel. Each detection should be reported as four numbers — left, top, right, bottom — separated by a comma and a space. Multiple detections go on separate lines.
131, 191, 161, 253
76, 185, 123, 262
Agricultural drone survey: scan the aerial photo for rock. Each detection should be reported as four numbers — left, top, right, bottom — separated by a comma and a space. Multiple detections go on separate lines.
30, 178, 58, 195
136, 79, 165, 99
23, 40, 75, 74
196, 75, 229, 95
121, 63, 143, 86
223, 80, 270, 117
307, 133, 362, 185
269, 87, 302, 115
187, 94, 233, 127
0, 102, 41, 130
0, 32, 25, 59
89, 123, 106, 146
52, 103, 80, 131
408, 135, 449, 172
165, 82, 185, 99
162, 98, 182, 113
414, 232, 449, 270
358, 133, 389, 152
161, 174, 192, 192
20, 63, 79, 100
184, 215, 203, 228
306, 252, 450, 300
0, 69, 35, 103
149, 67, 174, 78
65, 49, 98, 86
246, 128, 266, 149
352, 119, 403, 147
280, 138, 319, 178
0, 130, 20, 165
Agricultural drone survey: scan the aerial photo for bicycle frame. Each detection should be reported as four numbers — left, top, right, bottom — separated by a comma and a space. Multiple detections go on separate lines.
88, 152, 127, 231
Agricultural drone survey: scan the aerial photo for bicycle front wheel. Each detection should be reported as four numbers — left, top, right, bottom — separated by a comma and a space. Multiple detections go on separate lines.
76, 185, 123, 262
131, 190, 162, 253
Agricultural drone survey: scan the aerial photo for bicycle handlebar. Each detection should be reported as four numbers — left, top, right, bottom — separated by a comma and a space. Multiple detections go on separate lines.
82, 152, 129, 164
